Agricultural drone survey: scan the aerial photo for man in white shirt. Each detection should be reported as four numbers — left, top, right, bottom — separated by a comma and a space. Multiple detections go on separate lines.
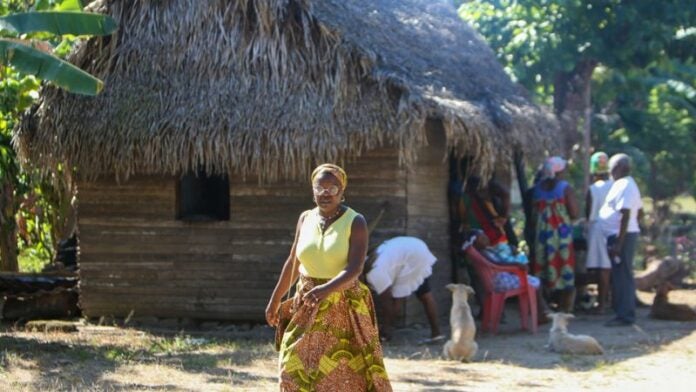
598, 153, 644, 326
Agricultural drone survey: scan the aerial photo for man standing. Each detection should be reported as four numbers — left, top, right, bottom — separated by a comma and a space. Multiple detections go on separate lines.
599, 154, 643, 326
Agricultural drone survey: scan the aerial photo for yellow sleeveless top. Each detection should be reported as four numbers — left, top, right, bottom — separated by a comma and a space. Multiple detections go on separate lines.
296, 207, 359, 279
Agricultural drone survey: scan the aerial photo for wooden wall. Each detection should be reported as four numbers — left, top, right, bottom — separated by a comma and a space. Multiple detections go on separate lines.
404, 119, 452, 324
77, 148, 406, 321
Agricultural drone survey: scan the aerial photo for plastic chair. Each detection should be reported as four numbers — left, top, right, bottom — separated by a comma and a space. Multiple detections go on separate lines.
463, 246, 538, 334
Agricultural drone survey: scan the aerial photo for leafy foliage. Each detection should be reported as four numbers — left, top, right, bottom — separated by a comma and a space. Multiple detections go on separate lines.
0, 65, 41, 270
1, 0, 113, 271
0, 39, 104, 95
459, 0, 696, 203
592, 61, 696, 199
459, 0, 695, 101
0, 10, 116, 35
1, 3, 117, 96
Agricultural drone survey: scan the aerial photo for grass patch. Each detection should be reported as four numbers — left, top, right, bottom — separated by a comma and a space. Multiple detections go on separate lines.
70, 347, 96, 362
148, 334, 208, 355
104, 347, 140, 363
0, 350, 7, 373
592, 359, 623, 376
0, 350, 23, 372
593, 359, 614, 370
556, 353, 604, 371
182, 355, 219, 370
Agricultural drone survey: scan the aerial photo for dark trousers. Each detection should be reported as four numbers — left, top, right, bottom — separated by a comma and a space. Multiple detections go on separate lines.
607, 233, 638, 323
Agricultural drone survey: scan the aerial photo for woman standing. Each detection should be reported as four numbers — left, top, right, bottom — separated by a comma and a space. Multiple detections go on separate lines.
265, 164, 392, 391
532, 157, 579, 312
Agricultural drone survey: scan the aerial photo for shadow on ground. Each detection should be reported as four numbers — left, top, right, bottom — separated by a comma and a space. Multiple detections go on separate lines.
0, 325, 276, 390
1, 290, 695, 391
382, 289, 696, 374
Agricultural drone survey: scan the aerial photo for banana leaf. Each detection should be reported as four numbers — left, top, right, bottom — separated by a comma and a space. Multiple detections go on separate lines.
0, 11, 116, 36
0, 38, 103, 95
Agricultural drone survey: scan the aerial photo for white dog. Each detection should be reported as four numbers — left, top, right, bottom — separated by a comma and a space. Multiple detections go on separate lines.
547, 313, 604, 355
443, 283, 478, 362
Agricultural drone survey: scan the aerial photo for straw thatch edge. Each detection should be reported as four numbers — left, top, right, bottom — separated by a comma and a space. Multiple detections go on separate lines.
13, 0, 557, 183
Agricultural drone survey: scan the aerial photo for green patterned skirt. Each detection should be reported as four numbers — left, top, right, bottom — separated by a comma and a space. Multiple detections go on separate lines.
279, 275, 392, 391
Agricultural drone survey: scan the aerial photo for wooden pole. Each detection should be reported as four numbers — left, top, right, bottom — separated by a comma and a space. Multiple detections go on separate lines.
514, 149, 529, 219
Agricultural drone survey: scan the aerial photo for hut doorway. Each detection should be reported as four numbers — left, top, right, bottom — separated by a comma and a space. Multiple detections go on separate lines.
447, 154, 528, 285
447, 155, 468, 285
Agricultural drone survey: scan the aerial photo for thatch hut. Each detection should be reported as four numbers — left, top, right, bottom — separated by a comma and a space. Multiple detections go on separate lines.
15, 0, 556, 322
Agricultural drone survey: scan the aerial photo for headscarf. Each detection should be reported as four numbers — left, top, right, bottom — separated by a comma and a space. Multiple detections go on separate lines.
311, 163, 348, 189
541, 156, 567, 180
590, 152, 609, 174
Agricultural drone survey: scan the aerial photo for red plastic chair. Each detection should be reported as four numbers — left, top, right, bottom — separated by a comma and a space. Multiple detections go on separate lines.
463, 246, 538, 334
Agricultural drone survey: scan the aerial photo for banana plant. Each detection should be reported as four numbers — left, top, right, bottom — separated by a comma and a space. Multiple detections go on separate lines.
0, 0, 116, 271
0, 2, 117, 95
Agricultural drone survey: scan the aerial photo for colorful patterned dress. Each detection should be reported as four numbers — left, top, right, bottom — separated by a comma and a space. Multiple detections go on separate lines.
279, 207, 392, 391
532, 180, 575, 291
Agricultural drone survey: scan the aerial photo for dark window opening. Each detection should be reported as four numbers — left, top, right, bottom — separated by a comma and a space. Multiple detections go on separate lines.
176, 170, 230, 221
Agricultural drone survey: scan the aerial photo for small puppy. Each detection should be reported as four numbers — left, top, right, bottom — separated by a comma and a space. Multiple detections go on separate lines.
650, 282, 696, 321
443, 283, 478, 362
547, 313, 604, 355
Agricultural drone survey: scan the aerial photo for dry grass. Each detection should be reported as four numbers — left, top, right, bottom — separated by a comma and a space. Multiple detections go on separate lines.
1, 289, 695, 391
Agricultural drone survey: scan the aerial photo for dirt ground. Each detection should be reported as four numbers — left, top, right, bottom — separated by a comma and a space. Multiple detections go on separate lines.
1, 289, 695, 391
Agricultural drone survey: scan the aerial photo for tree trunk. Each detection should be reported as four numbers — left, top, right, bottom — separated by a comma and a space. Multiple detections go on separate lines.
648, 161, 670, 242
553, 59, 598, 154
0, 177, 19, 272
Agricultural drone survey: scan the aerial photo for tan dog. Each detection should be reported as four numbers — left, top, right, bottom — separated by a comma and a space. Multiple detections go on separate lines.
650, 282, 696, 321
443, 284, 478, 362
547, 313, 604, 355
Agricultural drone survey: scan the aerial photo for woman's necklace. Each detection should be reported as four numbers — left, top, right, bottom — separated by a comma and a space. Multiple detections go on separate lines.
318, 206, 343, 231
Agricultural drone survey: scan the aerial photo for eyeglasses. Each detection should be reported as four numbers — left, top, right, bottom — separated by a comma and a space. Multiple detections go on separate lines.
313, 185, 340, 196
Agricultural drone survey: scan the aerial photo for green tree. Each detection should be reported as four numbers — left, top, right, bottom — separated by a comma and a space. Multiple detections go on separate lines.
459, 0, 696, 209
0, 0, 116, 271
1, 0, 117, 95
592, 59, 696, 202
458, 0, 695, 150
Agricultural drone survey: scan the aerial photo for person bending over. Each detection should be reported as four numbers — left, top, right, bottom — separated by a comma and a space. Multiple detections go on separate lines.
366, 236, 443, 344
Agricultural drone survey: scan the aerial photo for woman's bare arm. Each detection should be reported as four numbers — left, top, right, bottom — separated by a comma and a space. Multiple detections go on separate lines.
564, 185, 580, 220
265, 211, 306, 326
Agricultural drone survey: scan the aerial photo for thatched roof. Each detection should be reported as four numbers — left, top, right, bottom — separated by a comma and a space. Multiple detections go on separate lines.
15, 0, 557, 181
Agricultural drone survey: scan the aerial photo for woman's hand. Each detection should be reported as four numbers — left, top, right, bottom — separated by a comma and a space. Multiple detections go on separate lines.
265, 298, 280, 327
302, 285, 331, 308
